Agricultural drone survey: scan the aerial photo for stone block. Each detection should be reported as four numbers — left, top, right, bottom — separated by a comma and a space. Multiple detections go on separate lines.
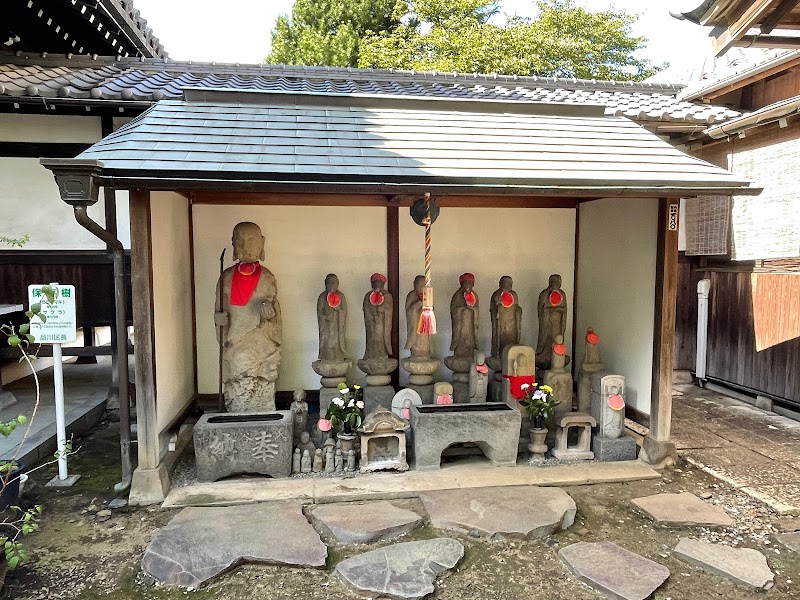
410, 402, 521, 470
193, 411, 293, 482
673, 538, 774, 590
592, 435, 637, 462
311, 501, 422, 544
406, 384, 433, 404
631, 492, 734, 528
363, 385, 396, 414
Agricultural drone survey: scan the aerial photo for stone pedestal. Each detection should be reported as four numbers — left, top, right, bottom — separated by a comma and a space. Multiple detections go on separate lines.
544, 369, 573, 418
577, 363, 604, 413
312, 359, 352, 389
452, 372, 469, 404
592, 435, 637, 462
408, 384, 434, 404
401, 357, 440, 387
363, 385, 396, 415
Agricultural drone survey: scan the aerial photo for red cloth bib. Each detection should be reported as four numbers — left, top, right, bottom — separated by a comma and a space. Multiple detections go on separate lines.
327, 291, 341, 308
549, 290, 563, 306
500, 291, 514, 307
230, 262, 262, 306
504, 374, 535, 399
464, 291, 476, 306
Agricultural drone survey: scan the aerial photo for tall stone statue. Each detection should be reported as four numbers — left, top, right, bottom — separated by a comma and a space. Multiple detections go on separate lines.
401, 275, 440, 400
543, 334, 573, 419
488, 276, 521, 371
362, 273, 393, 361
444, 273, 479, 371
317, 274, 348, 362
577, 327, 605, 413
536, 274, 568, 370
214, 222, 282, 412
290, 389, 309, 447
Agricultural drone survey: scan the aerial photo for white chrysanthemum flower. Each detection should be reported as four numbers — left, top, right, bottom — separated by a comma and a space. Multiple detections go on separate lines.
333, 398, 345, 407
348, 400, 355, 408
339, 387, 350, 395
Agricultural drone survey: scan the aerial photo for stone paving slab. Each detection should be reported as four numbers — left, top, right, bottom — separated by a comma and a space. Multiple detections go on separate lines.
741, 484, 800, 514
163, 460, 659, 508
631, 492, 734, 528
559, 541, 669, 600
141, 502, 327, 588
335, 538, 464, 600
673, 538, 774, 590
672, 430, 730, 450
682, 446, 773, 467
420, 486, 575, 540
751, 443, 800, 462
776, 531, 800, 552
711, 463, 800, 488
310, 501, 422, 544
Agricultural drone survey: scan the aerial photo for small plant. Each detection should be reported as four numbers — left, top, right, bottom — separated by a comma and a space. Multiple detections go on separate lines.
518, 383, 558, 429
0, 235, 30, 248
318, 383, 365, 434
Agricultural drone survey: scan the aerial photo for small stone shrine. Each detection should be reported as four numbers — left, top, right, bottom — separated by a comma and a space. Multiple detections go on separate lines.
543, 335, 573, 419
577, 327, 604, 413
194, 411, 293, 482
312, 274, 353, 410
401, 274, 440, 403
214, 221, 282, 412
591, 373, 637, 461
358, 407, 410, 472
468, 352, 489, 403
552, 413, 595, 461
358, 273, 398, 413
536, 274, 568, 370
444, 273, 479, 403
391, 388, 422, 420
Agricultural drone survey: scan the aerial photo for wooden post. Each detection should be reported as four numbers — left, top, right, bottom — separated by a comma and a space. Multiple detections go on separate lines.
387, 206, 400, 389
650, 197, 680, 442
128, 189, 159, 471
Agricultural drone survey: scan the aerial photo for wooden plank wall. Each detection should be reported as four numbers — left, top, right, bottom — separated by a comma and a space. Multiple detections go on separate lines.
706, 270, 800, 403
674, 253, 698, 370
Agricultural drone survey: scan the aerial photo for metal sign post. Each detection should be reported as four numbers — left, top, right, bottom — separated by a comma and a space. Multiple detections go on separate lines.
28, 283, 80, 487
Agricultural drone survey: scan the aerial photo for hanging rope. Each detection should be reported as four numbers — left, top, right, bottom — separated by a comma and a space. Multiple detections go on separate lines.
418, 192, 436, 335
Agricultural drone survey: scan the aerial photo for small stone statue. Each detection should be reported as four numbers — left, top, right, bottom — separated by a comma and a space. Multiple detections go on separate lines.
312, 448, 324, 472
298, 431, 316, 456
334, 448, 344, 472
502, 345, 535, 404
300, 449, 311, 473
363, 273, 393, 361
544, 334, 573, 416
536, 274, 568, 370
577, 327, 605, 413
469, 352, 489, 403
434, 381, 454, 405
325, 445, 335, 472
444, 273, 479, 373
292, 448, 301, 474
489, 276, 521, 362
290, 389, 308, 446
345, 449, 356, 471
214, 221, 282, 412
317, 274, 348, 362
401, 398, 412, 420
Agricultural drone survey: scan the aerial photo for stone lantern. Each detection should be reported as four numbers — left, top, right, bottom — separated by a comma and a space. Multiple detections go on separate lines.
357, 407, 410, 473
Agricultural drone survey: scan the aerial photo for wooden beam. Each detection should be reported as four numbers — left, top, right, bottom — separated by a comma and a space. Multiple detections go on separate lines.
736, 34, 800, 47
188, 201, 199, 396
650, 197, 680, 442
760, 0, 800, 33
713, 0, 783, 56
189, 191, 579, 209
571, 204, 580, 376
387, 206, 401, 388
0, 141, 92, 158
129, 188, 160, 470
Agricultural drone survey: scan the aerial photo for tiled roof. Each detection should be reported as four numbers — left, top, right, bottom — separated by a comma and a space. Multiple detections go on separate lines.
0, 54, 742, 126
70, 91, 756, 196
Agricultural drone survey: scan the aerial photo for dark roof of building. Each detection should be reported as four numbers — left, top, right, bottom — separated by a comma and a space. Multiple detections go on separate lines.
0, 54, 742, 126
3, 0, 166, 59
60, 89, 756, 197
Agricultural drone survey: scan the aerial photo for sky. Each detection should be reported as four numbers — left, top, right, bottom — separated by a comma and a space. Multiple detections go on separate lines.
131, 0, 711, 77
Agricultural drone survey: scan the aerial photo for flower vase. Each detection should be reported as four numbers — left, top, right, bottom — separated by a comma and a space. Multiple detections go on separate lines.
527, 427, 548, 464
337, 432, 357, 456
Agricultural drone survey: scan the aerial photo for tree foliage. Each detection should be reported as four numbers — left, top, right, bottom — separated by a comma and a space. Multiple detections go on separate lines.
268, 0, 660, 81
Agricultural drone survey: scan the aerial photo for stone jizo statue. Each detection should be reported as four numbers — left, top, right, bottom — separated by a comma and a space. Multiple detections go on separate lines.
490, 276, 521, 360
444, 273, 479, 375
298, 431, 316, 456
536, 274, 568, 370
405, 275, 433, 359
577, 327, 605, 413
334, 448, 343, 472
317, 273, 348, 362
469, 352, 489, 403
300, 449, 311, 473
544, 334, 573, 417
363, 273, 393, 361
312, 448, 324, 472
290, 389, 308, 447
292, 448, 301, 475
215, 221, 282, 412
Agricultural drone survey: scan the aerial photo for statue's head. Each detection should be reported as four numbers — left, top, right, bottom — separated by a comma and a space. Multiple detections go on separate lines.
324, 274, 339, 292
499, 276, 513, 291
403, 398, 412, 408
293, 389, 306, 402
232, 222, 265, 263
515, 352, 528, 367
413, 275, 425, 292
370, 273, 387, 291
554, 334, 564, 344
300, 431, 310, 443
475, 351, 486, 365
610, 385, 620, 395
459, 273, 475, 291
549, 274, 562, 290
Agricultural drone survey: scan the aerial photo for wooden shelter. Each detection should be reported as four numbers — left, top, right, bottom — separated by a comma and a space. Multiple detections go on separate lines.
41, 88, 757, 505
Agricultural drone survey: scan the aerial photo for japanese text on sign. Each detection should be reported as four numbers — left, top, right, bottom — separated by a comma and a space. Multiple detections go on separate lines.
28, 284, 77, 344
668, 204, 679, 231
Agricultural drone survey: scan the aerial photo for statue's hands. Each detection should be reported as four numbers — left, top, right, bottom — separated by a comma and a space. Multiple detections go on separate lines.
214, 312, 229, 327
260, 301, 276, 321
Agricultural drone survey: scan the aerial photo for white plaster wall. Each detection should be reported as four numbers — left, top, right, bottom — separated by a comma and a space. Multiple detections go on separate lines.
576, 198, 658, 414
398, 207, 576, 384
193, 205, 387, 393
0, 114, 101, 143
151, 192, 195, 435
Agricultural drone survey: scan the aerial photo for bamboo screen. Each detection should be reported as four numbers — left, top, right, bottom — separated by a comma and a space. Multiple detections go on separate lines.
685, 195, 730, 256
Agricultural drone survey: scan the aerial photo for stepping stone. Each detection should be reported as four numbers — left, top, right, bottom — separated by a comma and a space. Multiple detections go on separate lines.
419, 486, 575, 540
311, 501, 422, 544
141, 502, 327, 588
559, 541, 669, 600
673, 538, 774, 590
336, 538, 463, 600
631, 492, 733, 528
777, 531, 800, 552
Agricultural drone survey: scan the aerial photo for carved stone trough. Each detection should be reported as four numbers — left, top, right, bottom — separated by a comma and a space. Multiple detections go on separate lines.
193, 411, 293, 482
410, 402, 521, 470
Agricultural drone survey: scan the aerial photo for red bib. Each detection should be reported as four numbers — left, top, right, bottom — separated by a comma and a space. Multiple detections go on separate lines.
549, 290, 563, 306
500, 291, 514, 308
230, 262, 262, 306
504, 374, 535, 400
327, 291, 341, 308
464, 291, 476, 306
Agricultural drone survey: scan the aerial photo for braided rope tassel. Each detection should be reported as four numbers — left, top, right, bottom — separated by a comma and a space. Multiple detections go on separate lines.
418, 192, 436, 335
